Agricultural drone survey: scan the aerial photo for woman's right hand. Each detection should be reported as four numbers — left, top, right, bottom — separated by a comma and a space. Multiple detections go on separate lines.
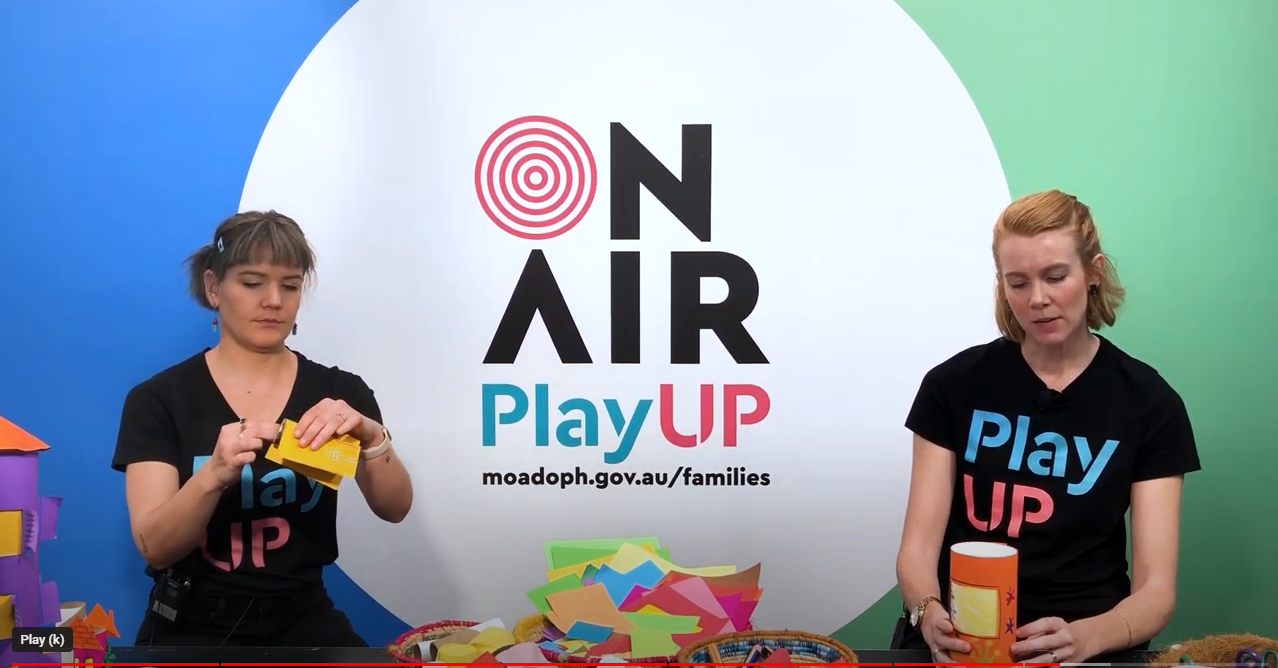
206, 419, 278, 488
921, 601, 970, 663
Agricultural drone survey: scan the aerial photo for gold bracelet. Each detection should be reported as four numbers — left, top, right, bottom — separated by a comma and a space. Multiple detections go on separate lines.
1118, 611, 1132, 648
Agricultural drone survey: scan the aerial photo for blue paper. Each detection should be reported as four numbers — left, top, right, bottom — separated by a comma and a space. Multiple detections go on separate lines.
564, 620, 613, 643
592, 560, 665, 606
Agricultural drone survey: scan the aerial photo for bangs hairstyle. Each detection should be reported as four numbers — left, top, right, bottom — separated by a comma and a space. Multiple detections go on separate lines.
992, 189, 1125, 342
185, 210, 317, 311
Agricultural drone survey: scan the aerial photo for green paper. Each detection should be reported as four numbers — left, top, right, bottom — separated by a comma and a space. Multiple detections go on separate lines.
623, 612, 700, 633
582, 564, 599, 581
630, 627, 680, 657
542, 537, 664, 569
549, 544, 672, 570
526, 573, 583, 613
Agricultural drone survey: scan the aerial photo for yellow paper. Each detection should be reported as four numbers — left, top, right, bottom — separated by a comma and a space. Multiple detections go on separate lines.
0, 594, 14, 637
544, 542, 660, 580
263, 419, 361, 489
0, 510, 21, 557
608, 542, 737, 577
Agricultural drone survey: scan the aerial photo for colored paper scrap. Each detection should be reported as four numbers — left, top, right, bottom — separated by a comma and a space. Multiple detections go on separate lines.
593, 560, 664, 606
585, 633, 631, 658
543, 537, 664, 569
549, 543, 672, 570
38, 580, 59, 625
544, 542, 664, 581
564, 620, 613, 643
623, 611, 699, 633
0, 594, 13, 637
609, 542, 737, 577
619, 585, 650, 610
631, 627, 680, 657
526, 573, 583, 613
0, 510, 19, 557
38, 496, 60, 542
545, 584, 634, 635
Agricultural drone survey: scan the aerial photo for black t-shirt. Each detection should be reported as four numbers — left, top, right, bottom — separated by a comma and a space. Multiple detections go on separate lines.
111, 349, 382, 596
906, 335, 1200, 625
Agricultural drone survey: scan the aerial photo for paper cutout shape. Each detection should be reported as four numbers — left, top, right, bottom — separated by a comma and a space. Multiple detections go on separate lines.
39, 580, 59, 625
543, 537, 664, 569
38, 496, 60, 542
546, 584, 634, 635
0, 510, 20, 557
263, 419, 361, 490
0, 594, 14, 637
526, 573, 583, 613
630, 627, 680, 657
623, 611, 699, 633
593, 560, 664, 606
0, 416, 49, 452
564, 620, 613, 642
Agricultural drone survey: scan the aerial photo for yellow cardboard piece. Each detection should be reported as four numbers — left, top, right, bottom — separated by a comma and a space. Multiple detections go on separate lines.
544, 542, 661, 581
0, 510, 21, 557
608, 542, 737, 577
263, 419, 361, 490
0, 593, 14, 637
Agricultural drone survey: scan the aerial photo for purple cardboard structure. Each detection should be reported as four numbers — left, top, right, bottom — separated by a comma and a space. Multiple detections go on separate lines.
0, 416, 63, 666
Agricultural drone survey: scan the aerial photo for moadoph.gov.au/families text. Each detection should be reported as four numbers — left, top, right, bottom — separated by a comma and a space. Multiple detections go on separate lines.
481, 466, 771, 489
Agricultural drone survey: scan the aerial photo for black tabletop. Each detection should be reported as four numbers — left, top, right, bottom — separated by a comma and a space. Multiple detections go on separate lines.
109, 645, 1157, 665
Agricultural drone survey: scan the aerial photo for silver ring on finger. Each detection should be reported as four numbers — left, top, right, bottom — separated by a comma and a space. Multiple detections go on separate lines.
336, 412, 347, 423
1049, 651, 1059, 663
239, 418, 246, 439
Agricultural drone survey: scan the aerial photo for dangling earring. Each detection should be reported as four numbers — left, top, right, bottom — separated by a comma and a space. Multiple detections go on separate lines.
292, 323, 298, 335
212, 317, 219, 333
1088, 284, 1099, 296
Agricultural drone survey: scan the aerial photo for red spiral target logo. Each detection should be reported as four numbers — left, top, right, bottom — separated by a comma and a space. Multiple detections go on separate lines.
474, 115, 597, 239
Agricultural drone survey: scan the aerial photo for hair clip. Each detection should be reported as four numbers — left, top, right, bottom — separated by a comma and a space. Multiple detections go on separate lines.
216, 236, 225, 253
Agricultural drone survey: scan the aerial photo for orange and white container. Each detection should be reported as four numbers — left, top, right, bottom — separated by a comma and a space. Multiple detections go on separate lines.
949, 541, 1018, 664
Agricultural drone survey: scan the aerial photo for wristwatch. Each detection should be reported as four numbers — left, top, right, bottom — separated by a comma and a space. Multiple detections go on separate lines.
910, 596, 941, 627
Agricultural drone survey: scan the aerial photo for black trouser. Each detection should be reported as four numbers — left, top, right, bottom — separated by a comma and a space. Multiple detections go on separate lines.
135, 579, 366, 648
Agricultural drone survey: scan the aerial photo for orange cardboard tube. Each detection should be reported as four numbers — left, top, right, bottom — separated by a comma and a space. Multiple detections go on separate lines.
949, 541, 1018, 664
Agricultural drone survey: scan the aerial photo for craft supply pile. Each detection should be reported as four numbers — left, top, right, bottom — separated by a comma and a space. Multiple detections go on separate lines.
524, 536, 762, 661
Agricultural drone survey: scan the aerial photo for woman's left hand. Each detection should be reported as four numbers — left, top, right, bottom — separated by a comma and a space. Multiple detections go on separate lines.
295, 398, 381, 449
1011, 617, 1079, 664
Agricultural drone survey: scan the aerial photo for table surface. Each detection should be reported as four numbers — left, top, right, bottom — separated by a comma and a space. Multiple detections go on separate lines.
106, 645, 1158, 665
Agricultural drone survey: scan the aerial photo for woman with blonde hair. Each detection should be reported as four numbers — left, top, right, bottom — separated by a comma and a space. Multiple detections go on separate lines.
893, 190, 1200, 663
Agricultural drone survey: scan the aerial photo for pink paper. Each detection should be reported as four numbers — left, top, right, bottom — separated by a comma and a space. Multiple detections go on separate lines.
619, 585, 650, 610
669, 577, 729, 619
715, 592, 744, 630
735, 598, 759, 628
38, 497, 60, 542
38, 580, 59, 625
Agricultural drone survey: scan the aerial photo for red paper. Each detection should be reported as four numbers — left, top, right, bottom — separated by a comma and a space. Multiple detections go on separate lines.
761, 648, 790, 664
471, 651, 501, 664
585, 633, 632, 658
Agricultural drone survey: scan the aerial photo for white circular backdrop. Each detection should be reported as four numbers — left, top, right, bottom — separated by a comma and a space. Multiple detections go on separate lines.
240, 0, 1008, 634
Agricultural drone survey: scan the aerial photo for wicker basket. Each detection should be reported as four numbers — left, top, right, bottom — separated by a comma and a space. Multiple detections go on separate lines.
1152, 633, 1278, 666
676, 630, 857, 665
517, 612, 752, 664
386, 619, 484, 663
